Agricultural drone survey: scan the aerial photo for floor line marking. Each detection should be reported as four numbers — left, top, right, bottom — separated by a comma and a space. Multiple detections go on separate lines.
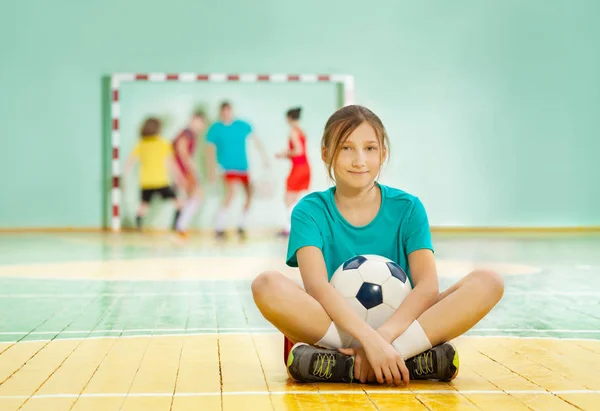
1, 389, 599, 400
1, 333, 599, 345
0, 327, 276, 335
0, 292, 251, 298
1, 328, 598, 337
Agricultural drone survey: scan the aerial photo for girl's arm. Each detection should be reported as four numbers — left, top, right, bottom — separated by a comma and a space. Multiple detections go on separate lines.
249, 133, 270, 167
204, 143, 217, 182
377, 249, 439, 343
297, 246, 407, 385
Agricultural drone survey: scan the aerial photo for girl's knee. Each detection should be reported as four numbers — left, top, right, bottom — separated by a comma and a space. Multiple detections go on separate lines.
251, 271, 285, 301
471, 269, 504, 300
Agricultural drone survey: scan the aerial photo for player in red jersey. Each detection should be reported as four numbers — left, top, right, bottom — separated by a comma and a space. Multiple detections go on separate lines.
276, 107, 311, 236
172, 111, 206, 236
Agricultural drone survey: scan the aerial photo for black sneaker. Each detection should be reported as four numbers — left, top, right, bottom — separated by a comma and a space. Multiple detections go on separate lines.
286, 343, 354, 383
405, 342, 459, 382
237, 227, 247, 240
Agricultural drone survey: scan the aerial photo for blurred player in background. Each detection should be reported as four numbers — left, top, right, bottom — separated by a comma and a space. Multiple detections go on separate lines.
276, 107, 311, 237
205, 101, 269, 239
172, 111, 207, 237
124, 117, 184, 232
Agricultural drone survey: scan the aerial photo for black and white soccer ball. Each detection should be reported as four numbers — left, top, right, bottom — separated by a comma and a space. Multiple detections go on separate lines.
331, 254, 412, 330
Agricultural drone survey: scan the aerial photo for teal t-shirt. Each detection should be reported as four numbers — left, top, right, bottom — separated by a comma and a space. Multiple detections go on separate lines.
285, 184, 434, 286
205, 120, 252, 172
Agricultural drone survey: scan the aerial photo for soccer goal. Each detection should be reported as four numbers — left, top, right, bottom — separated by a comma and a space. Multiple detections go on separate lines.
107, 72, 355, 232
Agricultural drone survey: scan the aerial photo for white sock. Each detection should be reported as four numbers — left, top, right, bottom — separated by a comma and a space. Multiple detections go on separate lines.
176, 197, 202, 232
238, 209, 249, 229
215, 207, 229, 231
315, 322, 353, 349
391, 320, 432, 360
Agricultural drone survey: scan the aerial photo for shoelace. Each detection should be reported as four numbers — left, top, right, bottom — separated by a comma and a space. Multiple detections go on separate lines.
311, 353, 337, 379
413, 351, 435, 376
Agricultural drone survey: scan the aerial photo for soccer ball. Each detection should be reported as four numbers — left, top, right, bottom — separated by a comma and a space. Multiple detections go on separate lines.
331, 254, 412, 331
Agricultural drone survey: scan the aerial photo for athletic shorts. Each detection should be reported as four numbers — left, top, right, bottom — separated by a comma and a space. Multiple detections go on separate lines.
286, 163, 310, 192
141, 186, 176, 203
224, 171, 250, 188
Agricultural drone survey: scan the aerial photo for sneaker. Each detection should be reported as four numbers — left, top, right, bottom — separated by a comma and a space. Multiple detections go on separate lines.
405, 342, 459, 382
215, 230, 227, 240
237, 227, 247, 240
286, 343, 354, 383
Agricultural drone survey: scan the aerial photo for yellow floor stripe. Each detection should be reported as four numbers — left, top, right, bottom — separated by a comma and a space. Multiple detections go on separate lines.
320, 393, 380, 410
0, 335, 598, 410
174, 335, 221, 394
0, 398, 26, 411
558, 393, 600, 411
471, 338, 589, 391
516, 393, 582, 411
171, 397, 222, 411
128, 336, 184, 394
222, 394, 273, 411
417, 393, 480, 410
0, 342, 47, 384
70, 397, 124, 411
0, 339, 80, 396
19, 397, 77, 411
36, 338, 116, 395
462, 339, 559, 391
534, 339, 600, 360
465, 393, 554, 410
82, 336, 149, 393
120, 396, 173, 411
220, 334, 268, 393
574, 340, 600, 355
496, 338, 600, 389
367, 394, 429, 410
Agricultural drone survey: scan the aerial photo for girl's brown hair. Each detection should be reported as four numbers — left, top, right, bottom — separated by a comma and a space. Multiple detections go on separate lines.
321, 105, 389, 180
140, 117, 161, 138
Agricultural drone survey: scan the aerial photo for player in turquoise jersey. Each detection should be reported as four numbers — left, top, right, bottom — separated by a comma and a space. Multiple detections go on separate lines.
205, 101, 269, 239
252, 105, 504, 386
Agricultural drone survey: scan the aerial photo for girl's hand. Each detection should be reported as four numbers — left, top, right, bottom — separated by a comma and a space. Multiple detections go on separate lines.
359, 333, 409, 386
339, 347, 375, 383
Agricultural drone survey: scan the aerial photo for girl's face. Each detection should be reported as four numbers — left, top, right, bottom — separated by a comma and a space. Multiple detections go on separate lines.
329, 121, 386, 190
190, 117, 205, 134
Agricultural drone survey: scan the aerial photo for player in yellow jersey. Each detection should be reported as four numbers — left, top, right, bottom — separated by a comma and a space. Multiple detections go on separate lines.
124, 117, 185, 231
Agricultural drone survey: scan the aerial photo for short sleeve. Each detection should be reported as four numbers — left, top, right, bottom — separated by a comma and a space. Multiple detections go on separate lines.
243, 120, 253, 135
164, 141, 173, 155
285, 202, 324, 267
403, 197, 434, 255
206, 124, 219, 145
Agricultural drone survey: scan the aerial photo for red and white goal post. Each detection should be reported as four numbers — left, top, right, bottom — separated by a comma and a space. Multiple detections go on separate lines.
108, 72, 356, 232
